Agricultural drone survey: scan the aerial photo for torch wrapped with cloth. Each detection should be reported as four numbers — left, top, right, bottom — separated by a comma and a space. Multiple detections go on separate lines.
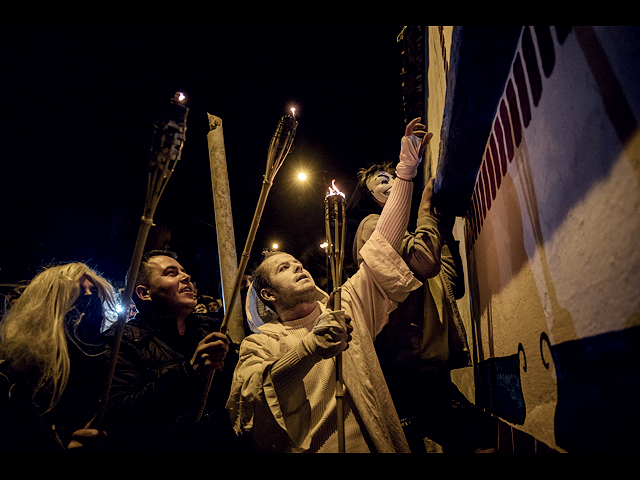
196, 110, 298, 422
94, 92, 189, 429
324, 179, 348, 453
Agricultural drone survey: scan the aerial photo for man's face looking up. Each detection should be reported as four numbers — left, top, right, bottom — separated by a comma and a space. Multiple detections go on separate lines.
142, 255, 197, 316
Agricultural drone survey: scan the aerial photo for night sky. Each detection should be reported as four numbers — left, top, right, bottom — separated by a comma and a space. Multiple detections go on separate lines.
1, 26, 408, 297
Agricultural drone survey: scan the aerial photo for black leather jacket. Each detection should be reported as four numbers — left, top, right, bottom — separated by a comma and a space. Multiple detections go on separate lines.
103, 311, 239, 452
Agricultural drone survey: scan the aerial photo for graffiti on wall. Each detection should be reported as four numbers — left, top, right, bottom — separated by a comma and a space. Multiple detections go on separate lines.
466, 26, 572, 249
477, 343, 527, 425
466, 26, 640, 451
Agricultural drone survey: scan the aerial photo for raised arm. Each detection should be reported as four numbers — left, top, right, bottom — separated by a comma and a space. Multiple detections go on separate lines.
375, 118, 433, 249
402, 177, 442, 280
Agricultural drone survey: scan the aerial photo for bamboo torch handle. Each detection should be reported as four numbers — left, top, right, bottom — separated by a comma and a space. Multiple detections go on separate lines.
334, 289, 345, 454
325, 191, 346, 453
93, 92, 188, 431
197, 112, 296, 423
94, 212, 155, 429
334, 201, 345, 453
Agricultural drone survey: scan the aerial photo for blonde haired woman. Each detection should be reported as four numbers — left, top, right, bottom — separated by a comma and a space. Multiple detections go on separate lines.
0, 262, 118, 452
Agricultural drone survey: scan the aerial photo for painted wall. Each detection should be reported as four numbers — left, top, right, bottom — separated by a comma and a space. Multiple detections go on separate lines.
426, 26, 640, 452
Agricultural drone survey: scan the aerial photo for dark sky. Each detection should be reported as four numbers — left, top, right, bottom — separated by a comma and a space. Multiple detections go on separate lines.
0, 26, 407, 296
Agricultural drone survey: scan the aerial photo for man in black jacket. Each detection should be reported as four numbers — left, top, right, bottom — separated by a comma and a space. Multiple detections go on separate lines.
103, 250, 240, 452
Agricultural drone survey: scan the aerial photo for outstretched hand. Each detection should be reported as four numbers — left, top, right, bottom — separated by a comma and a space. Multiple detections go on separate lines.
397, 117, 433, 180
405, 117, 433, 160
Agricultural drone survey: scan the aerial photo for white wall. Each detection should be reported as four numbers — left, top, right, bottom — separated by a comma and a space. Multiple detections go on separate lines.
429, 26, 640, 451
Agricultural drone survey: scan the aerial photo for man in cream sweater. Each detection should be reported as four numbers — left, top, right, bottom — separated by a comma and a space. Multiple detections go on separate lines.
226, 119, 439, 452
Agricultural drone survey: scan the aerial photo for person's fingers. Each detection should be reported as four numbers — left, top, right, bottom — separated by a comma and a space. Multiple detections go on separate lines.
405, 117, 422, 136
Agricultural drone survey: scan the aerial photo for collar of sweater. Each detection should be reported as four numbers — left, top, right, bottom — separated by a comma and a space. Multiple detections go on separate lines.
259, 301, 324, 338
281, 302, 323, 331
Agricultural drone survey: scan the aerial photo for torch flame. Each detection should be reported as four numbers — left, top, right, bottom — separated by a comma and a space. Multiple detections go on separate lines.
327, 179, 346, 198
290, 107, 296, 117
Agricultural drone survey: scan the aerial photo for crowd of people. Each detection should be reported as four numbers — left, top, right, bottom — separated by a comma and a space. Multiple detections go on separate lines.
0, 118, 495, 453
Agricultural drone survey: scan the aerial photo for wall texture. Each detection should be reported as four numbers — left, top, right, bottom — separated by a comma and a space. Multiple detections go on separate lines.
423, 26, 640, 452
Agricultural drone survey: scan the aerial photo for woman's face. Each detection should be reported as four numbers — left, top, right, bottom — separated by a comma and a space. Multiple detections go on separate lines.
78, 274, 99, 296
366, 170, 395, 206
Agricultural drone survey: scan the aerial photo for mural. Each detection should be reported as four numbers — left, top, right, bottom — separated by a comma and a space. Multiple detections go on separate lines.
454, 26, 640, 451
402, 24, 640, 452
477, 344, 527, 425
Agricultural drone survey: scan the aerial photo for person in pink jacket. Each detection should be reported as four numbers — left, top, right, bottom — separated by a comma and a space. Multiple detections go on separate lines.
226, 119, 436, 452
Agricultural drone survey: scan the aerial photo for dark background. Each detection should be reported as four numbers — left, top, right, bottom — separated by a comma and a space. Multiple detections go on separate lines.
0, 26, 408, 297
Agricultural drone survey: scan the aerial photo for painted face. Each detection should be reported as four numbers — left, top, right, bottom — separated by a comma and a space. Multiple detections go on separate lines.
366, 170, 395, 206
144, 255, 197, 316
261, 253, 316, 309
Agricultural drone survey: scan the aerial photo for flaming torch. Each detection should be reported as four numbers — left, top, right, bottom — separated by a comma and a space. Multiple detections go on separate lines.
93, 92, 189, 429
196, 109, 298, 422
324, 179, 347, 453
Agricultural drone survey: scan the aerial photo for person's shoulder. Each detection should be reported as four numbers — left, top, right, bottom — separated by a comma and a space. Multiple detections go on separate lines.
355, 214, 380, 244
360, 213, 380, 227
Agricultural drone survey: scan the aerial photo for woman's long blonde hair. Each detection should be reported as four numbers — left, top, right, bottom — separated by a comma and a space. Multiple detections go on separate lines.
0, 262, 117, 413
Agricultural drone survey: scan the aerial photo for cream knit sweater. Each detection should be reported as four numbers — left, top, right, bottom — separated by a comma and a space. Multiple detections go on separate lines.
269, 305, 373, 452
227, 158, 426, 452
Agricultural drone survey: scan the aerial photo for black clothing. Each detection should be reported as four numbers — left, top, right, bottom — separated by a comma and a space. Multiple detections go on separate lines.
0, 327, 108, 453
103, 310, 240, 452
0, 364, 67, 452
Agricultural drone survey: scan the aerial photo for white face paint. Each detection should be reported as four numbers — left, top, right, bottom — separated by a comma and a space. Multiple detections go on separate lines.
366, 170, 395, 205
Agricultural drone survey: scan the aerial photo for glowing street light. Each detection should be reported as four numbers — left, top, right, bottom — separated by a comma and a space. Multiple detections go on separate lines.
272, 243, 279, 250
298, 172, 307, 181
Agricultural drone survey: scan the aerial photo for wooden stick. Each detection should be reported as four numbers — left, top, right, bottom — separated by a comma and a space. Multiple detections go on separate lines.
195, 177, 272, 421
196, 114, 297, 422
93, 215, 153, 428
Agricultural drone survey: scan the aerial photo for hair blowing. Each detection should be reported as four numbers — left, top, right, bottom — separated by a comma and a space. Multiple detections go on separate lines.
0, 262, 117, 413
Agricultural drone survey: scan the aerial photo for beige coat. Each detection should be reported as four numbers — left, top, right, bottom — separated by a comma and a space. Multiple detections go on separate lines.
226, 229, 422, 452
